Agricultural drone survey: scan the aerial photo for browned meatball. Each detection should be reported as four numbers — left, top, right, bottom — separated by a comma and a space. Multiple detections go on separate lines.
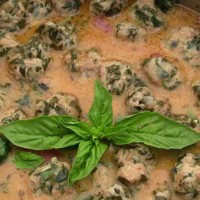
35, 92, 82, 118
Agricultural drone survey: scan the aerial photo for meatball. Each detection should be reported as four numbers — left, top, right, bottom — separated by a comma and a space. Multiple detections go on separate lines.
93, 163, 114, 192
7, 37, 51, 81
130, 0, 163, 28
153, 187, 171, 200
115, 144, 154, 185
0, 0, 26, 32
0, 109, 27, 125
65, 48, 101, 78
35, 92, 82, 118
0, 29, 19, 57
170, 114, 200, 132
192, 81, 200, 107
100, 61, 135, 95
90, 0, 127, 17
155, 0, 178, 13
141, 57, 181, 90
30, 157, 71, 195
37, 21, 77, 50
126, 85, 171, 115
22, 0, 53, 19
165, 26, 200, 68
115, 22, 139, 41
172, 153, 200, 199
52, 0, 83, 16
98, 184, 130, 200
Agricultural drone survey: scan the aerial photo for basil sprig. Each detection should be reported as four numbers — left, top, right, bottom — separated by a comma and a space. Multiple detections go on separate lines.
0, 80, 200, 185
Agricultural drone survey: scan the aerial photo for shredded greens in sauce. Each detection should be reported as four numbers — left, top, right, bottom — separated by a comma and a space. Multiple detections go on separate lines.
0, 0, 200, 200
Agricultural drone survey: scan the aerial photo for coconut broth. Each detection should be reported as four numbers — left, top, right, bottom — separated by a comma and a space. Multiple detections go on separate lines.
0, 2, 200, 200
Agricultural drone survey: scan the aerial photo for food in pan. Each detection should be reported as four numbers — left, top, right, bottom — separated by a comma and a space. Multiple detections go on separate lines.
0, 0, 200, 200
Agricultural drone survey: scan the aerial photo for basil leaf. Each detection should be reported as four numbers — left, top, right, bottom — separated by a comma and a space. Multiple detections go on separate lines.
0, 137, 9, 163
13, 151, 44, 169
60, 119, 92, 140
68, 140, 108, 185
0, 116, 82, 150
88, 80, 113, 128
105, 112, 200, 149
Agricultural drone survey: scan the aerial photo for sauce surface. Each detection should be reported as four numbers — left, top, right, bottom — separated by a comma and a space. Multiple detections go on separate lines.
0, 1, 200, 200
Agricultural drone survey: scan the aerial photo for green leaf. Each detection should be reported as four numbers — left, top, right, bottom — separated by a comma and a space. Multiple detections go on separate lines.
0, 137, 9, 163
13, 151, 44, 169
60, 118, 92, 140
68, 140, 108, 185
104, 112, 200, 150
0, 116, 82, 150
88, 81, 113, 128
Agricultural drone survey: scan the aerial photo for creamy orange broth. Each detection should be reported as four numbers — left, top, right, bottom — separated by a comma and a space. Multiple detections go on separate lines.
0, 2, 200, 200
